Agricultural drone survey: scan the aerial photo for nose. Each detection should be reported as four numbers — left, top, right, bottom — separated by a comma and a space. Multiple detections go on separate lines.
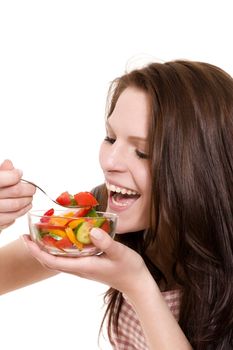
99, 140, 127, 173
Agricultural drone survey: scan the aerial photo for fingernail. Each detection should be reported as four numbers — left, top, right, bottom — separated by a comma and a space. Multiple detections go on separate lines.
90, 228, 103, 240
16, 169, 23, 177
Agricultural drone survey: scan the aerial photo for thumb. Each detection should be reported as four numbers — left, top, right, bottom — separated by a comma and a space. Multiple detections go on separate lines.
90, 228, 123, 260
0, 159, 23, 186
0, 159, 14, 170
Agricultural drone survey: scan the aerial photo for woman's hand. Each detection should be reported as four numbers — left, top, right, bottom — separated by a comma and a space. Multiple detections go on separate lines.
22, 228, 149, 296
22, 231, 192, 349
0, 159, 36, 230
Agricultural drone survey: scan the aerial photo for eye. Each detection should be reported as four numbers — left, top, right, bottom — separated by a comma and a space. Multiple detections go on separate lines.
135, 149, 149, 159
104, 136, 116, 144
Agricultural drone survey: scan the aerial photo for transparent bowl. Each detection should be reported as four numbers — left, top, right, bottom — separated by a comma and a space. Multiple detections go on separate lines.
28, 209, 118, 257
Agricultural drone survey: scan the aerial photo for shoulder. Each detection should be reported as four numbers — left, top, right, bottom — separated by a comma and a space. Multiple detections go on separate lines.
161, 289, 181, 321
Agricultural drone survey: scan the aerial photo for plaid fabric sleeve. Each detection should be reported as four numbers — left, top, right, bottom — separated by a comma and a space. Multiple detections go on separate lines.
109, 289, 181, 350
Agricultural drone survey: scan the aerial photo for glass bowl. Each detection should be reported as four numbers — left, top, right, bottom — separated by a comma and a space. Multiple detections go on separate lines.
28, 208, 118, 257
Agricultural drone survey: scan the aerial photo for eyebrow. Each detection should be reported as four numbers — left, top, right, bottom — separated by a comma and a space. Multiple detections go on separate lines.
106, 121, 148, 143
128, 136, 148, 143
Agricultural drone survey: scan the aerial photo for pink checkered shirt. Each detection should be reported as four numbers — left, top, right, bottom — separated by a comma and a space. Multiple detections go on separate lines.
109, 289, 181, 350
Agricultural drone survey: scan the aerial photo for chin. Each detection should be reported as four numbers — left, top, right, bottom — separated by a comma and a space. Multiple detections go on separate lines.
106, 204, 149, 234
116, 222, 146, 234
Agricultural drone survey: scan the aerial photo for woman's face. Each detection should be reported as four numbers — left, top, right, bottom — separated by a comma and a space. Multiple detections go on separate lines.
99, 87, 152, 233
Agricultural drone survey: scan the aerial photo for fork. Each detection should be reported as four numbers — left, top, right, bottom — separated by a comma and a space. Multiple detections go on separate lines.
21, 179, 78, 208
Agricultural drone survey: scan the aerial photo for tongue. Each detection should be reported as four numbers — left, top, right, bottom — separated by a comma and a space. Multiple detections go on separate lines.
112, 193, 138, 205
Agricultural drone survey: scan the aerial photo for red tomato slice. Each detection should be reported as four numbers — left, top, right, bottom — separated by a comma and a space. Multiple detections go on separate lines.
56, 191, 72, 206
100, 220, 111, 233
55, 237, 73, 250
73, 207, 92, 217
41, 235, 58, 247
36, 223, 66, 230
64, 207, 92, 226
74, 192, 98, 207
40, 208, 54, 223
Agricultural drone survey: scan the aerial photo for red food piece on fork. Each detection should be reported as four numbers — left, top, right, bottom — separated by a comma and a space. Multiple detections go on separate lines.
56, 191, 72, 206
74, 192, 98, 207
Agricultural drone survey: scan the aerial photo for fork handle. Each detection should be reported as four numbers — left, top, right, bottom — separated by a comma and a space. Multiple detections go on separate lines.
21, 179, 48, 196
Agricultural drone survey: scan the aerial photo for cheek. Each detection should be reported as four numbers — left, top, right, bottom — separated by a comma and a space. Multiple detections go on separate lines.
135, 168, 152, 226
114, 178, 152, 234
137, 163, 151, 196
99, 142, 106, 170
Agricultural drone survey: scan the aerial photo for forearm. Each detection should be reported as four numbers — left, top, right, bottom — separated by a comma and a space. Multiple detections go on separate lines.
126, 272, 192, 350
0, 238, 58, 294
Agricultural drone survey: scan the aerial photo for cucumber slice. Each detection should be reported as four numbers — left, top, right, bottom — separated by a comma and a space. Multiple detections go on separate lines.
76, 222, 92, 244
48, 233, 62, 240
76, 218, 107, 244
86, 208, 98, 217
93, 217, 105, 227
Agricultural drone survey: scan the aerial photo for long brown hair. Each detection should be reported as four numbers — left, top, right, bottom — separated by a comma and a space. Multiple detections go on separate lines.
97, 60, 233, 349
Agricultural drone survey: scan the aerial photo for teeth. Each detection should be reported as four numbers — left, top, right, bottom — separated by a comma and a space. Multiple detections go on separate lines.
106, 182, 138, 196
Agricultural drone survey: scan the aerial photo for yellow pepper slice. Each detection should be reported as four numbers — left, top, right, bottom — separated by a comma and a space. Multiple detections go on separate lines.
68, 218, 85, 229
49, 217, 69, 226
65, 227, 83, 250
63, 211, 75, 218
48, 229, 66, 238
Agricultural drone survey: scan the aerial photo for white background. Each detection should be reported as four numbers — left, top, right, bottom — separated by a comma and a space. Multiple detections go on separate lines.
0, 0, 232, 349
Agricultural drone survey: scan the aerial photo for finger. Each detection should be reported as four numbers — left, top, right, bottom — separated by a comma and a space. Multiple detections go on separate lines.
22, 235, 98, 274
0, 159, 14, 170
0, 197, 33, 212
0, 168, 23, 187
0, 203, 32, 226
21, 235, 61, 272
0, 221, 15, 230
21, 235, 55, 267
0, 160, 23, 188
0, 182, 36, 199
90, 228, 124, 260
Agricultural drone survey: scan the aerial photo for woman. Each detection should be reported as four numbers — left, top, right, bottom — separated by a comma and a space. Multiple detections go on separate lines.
2, 60, 233, 349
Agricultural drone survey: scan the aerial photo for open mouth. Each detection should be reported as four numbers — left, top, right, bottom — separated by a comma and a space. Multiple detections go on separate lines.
106, 182, 141, 209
